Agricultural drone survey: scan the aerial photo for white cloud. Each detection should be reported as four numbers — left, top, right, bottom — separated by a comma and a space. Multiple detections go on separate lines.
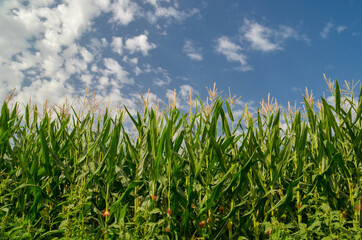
0, 0, 110, 103
320, 22, 333, 39
111, 37, 123, 55
42, 54, 65, 77
165, 89, 175, 101
122, 56, 138, 65
153, 67, 171, 87
94, 0, 111, 10
129, 58, 138, 64
80, 74, 93, 85
13, 79, 74, 106
154, 77, 171, 87
0, 63, 24, 99
216, 36, 251, 71
101, 88, 139, 115
0, 1, 41, 63
80, 47, 94, 63
62, 43, 93, 76
88, 37, 108, 59
321, 23, 347, 38
154, 7, 198, 21
34, 0, 107, 53
241, 20, 280, 52
183, 40, 203, 61
145, 0, 172, 7
240, 19, 302, 52
278, 25, 300, 40
110, 0, 139, 25
336, 25, 347, 34
145, 0, 158, 6
145, 0, 198, 23
179, 84, 198, 100
125, 33, 156, 56
0, 0, 202, 118
133, 66, 142, 76
102, 58, 134, 85
26, 0, 56, 7
98, 76, 109, 89
215, 19, 308, 71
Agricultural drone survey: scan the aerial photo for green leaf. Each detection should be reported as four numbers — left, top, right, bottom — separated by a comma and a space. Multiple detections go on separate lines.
335, 80, 341, 117
225, 100, 234, 122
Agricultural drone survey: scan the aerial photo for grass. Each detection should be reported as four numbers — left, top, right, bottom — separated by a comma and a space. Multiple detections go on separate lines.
0, 77, 361, 239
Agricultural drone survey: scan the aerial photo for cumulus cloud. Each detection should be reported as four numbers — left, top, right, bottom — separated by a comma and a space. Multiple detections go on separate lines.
320, 22, 333, 38
13, 79, 75, 107
125, 33, 156, 56
0, 0, 202, 116
216, 36, 251, 71
241, 20, 280, 52
111, 37, 123, 55
110, 0, 139, 25
240, 19, 302, 52
94, 0, 112, 10
0, 0, 111, 104
62, 43, 93, 76
102, 58, 134, 86
112, 33, 157, 57
183, 40, 203, 61
34, 0, 107, 54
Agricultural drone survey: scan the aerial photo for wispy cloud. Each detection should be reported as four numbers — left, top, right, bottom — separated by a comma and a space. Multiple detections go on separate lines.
145, 0, 199, 23
215, 19, 308, 71
291, 86, 302, 92
153, 67, 172, 87
241, 19, 280, 52
216, 36, 251, 71
320, 22, 348, 38
240, 19, 305, 52
183, 40, 203, 61
336, 25, 347, 34
320, 22, 333, 38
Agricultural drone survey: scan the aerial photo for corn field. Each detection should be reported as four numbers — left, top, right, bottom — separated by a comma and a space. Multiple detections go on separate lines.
0, 80, 361, 239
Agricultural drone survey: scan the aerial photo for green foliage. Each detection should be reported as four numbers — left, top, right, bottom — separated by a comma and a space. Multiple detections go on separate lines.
0, 80, 361, 239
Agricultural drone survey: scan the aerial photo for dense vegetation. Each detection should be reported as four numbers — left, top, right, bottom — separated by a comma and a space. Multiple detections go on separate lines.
0, 79, 361, 239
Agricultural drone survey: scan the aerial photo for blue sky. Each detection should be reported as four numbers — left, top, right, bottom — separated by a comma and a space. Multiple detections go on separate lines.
0, 0, 361, 115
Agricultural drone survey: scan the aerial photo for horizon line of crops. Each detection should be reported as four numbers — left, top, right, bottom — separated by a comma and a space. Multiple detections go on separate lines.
0, 77, 361, 239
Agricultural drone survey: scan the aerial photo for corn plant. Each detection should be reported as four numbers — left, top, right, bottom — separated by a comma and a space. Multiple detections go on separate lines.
0, 79, 361, 239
